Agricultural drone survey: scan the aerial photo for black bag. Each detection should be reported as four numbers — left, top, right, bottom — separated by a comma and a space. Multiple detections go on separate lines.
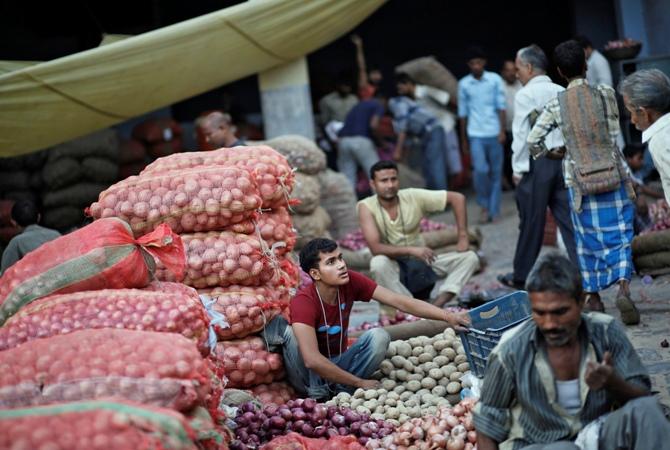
396, 256, 437, 300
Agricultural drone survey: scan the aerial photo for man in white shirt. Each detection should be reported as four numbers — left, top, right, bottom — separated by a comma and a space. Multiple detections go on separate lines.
620, 68, 670, 204
498, 44, 577, 289
576, 35, 613, 87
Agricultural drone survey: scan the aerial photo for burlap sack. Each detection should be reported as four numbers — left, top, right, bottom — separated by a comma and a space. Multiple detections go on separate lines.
317, 169, 359, 239
634, 251, 670, 271
290, 172, 321, 214
632, 230, 670, 256
396, 56, 458, 102
48, 129, 119, 162
292, 206, 332, 249
41, 157, 83, 190
264, 135, 327, 174
0, 170, 30, 192
81, 156, 119, 183
42, 183, 109, 208
41, 206, 85, 231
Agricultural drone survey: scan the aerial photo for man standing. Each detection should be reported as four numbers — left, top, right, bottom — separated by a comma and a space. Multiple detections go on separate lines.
501, 59, 522, 190
318, 75, 358, 127
498, 44, 577, 290
575, 35, 613, 88
389, 73, 449, 190
1, 200, 60, 274
262, 238, 469, 399
199, 111, 245, 148
337, 92, 385, 187
358, 161, 480, 307
458, 47, 507, 223
475, 253, 669, 450
527, 40, 638, 324
351, 34, 383, 100
619, 68, 670, 204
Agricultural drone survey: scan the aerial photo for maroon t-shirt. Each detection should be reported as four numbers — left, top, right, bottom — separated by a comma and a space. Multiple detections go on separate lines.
290, 270, 377, 357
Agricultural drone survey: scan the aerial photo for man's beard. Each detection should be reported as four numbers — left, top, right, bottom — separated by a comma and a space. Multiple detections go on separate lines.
541, 328, 573, 347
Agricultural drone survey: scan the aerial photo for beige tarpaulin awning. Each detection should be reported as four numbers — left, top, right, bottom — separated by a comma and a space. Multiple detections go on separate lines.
0, 0, 386, 157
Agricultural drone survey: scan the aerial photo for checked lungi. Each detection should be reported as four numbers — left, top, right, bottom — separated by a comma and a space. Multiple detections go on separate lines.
568, 183, 634, 292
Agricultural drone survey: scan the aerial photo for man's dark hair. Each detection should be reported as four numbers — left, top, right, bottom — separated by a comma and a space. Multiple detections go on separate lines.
526, 252, 583, 302
553, 40, 586, 79
299, 238, 338, 275
11, 200, 39, 227
395, 72, 415, 86
574, 35, 593, 50
623, 143, 645, 159
369, 160, 398, 180
466, 46, 487, 61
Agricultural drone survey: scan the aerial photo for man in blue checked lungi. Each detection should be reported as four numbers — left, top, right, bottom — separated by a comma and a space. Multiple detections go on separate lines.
527, 40, 639, 325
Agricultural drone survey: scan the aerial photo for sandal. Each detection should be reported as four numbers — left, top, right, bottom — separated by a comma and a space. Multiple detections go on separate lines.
584, 293, 605, 313
497, 273, 525, 290
615, 292, 640, 325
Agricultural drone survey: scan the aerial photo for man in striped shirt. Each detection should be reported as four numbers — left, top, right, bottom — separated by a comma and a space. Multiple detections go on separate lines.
474, 253, 669, 450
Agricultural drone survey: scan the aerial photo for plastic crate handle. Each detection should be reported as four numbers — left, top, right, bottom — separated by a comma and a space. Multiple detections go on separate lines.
476, 305, 500, 320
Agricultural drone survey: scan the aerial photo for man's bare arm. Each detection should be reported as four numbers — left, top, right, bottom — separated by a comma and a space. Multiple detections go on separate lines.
445, 191, 469, 251
476, 433, 499, 450
459, 118, 470, 153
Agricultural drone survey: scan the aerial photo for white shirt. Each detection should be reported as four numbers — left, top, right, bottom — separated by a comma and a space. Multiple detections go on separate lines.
504, 80, 522, 131
511, 75, 565, 175
586, 50, 613, 87
642, 112, 670, 205
415, 84, 456, 132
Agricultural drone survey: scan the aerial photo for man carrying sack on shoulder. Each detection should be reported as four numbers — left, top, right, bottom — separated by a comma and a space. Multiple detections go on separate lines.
357, 160, 480, 307
527, 40, 639, 325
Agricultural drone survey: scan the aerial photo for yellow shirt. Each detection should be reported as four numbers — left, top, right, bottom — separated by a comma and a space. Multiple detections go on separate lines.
357, 188, 447, 247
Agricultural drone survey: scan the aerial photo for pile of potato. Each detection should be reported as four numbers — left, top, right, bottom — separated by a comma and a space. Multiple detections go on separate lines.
325, 329, 472, 425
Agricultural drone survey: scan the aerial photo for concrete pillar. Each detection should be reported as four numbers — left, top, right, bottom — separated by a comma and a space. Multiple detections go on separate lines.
258, 57, 315, 140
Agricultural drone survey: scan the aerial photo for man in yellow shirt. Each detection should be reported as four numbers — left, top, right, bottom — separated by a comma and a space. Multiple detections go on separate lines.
358, 160, 480, 307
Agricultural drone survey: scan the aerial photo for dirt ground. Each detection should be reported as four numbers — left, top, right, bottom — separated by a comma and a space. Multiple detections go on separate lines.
437, 189, 670, 405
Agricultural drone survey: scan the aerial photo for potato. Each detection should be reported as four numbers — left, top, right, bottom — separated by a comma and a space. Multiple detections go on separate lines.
364, 390, 377, 400
386, 342, 397, 358
455, 354, 468, 364
456, 346, 466, 356
421, 377, 437, 389
417, 352, 432, 364
427, 406, 438, 415
351, 398, 364, 408
395, 369, 409, 382
382, 379, 396, 390
458, 362, 470, 372
376, 388, 387, 397
353, 388, 365, 399
374, 406, 384, 414
389, 370, 398, 380
431, 385, 447, 397
372, 370, 384, 380
340, 402, 351, 408
404, 398, 418, 408
403, 360, 415, 372
363, 400, 378, 410
371, 413, 385, 421
386, 406, 400, 419
407, 373, 423, 382
408, 337, 422, 348
336, 392, 351, 402
438, 377, 450, 387
399, 391, 413, 402
325, 400, 337, 407
445, 328, 457, 337
398, 413, 410, 423
441, 364, 457, 378
428, 368, 444, 380
379, 360, 394, 376
408, 406, 421, 417
356, 405, 371, 415
412, 346, 424, 357
416, 388, 430, 397
447, 394, 461, 405
446, 381, 461, 394
420, 335, 433, 346
423, 345, 437, 356
395, 341, 412, 357
394, 385, 407, 395
441, 348, 457, 360
450, 371, 464, 382
391, 355, 406, 368
433, 339, 449, 351
385, 397, 398, 407
378, 394, 387, 405
422, 362, 438, 372
414, 368, 425, 377
408, 356, 420, 365
387, 391, 400, 400
433, 355, 449, 366
406, 380, 422, 392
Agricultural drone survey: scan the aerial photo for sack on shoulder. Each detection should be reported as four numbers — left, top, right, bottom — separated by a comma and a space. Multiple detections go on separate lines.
573, 157, 623, 195
396, 256, 437, 299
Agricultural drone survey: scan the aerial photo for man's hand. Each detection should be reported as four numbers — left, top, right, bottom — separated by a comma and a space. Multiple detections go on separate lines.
445, 310, 471, 332
411, 246, 435, 264
350, 34, 362, 47
498, 131, 507, 145
356, 379, 380, 390
546, 147, 566, 160
456, 234, 469, 252
585, 352, 614, 390
512, 173, 522, 186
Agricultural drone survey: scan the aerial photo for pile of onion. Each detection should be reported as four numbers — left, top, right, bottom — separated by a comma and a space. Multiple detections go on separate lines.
365, 398, 478, 450
230, 398, 395, 449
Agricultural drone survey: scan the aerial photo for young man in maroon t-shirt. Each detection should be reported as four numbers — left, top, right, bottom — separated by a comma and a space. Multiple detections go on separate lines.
263, 238, 470, 400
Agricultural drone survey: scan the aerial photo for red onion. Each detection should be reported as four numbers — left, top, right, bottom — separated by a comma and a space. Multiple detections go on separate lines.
360, 423, 372, 437
279, 407, 292, 421
269, 417, 286, 429
344, 410, 361, 424
338, 427, 348, 436
301, 423, 314, 437
312, 404, 328, 421
291, 409, 307, 421
331, 413, 346, 427
327, 428, 339, 438
303, 398, 316, 411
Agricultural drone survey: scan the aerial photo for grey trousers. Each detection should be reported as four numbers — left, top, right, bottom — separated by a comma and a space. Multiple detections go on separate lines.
522, 396, 670, 450
337, 136, 379, 188
513, 156, 578, 284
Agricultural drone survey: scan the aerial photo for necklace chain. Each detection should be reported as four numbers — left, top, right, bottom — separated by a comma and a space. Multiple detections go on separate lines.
314, 284, 344, 359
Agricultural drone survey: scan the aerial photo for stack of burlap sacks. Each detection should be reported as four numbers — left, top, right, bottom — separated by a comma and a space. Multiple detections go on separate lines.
265, 135, 360, 249
632, 229, 670, 276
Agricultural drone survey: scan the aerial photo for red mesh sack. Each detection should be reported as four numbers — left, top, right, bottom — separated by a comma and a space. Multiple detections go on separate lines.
132, 118, 183, 144
225, 206, 296, 256
199, 285, 289, 340
0, 283, 211, 355
88, 166, 261, 236
212, 336, 284, 388
141, 145, 295, 208
156, 231, 297, 289
0, 218, 184, 326
261, 433, 365, 450
0, 400, 221, 450
0, 329, 212, 412
249, 382, 296, 406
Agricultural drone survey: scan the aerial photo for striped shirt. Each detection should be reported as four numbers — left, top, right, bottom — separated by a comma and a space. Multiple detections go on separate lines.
389, 96, 437, 137
527, 78, 629, 187
473, 312, 650, 450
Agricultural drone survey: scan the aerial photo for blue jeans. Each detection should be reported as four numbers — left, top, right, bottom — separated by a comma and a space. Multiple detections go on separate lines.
470, 136, 503, 218
421, 127, 448, 190
262, 316, 390, 399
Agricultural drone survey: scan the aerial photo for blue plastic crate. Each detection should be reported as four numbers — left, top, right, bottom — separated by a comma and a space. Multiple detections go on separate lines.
459, 291, 531, 377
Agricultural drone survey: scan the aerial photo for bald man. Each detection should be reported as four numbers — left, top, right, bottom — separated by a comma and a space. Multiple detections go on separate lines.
199, 111, 245, 148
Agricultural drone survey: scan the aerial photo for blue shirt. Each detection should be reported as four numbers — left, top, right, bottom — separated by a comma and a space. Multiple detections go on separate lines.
458, 70, 506, 138
339, 99, 385, 138
389, 96, 437, 137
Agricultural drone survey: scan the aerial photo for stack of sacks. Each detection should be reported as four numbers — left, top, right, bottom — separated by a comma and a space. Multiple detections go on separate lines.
91, 145, 301, 401
0, 219, 231, 448
264, 135, 333, 250
132, 117, 183, 158
0, 151, 47, 207
40, 129, 119, 231
118, 138, 148, 179
632, 229, 670, 276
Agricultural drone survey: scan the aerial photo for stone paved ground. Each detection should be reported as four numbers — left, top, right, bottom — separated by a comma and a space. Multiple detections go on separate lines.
436, 189, 670, 405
